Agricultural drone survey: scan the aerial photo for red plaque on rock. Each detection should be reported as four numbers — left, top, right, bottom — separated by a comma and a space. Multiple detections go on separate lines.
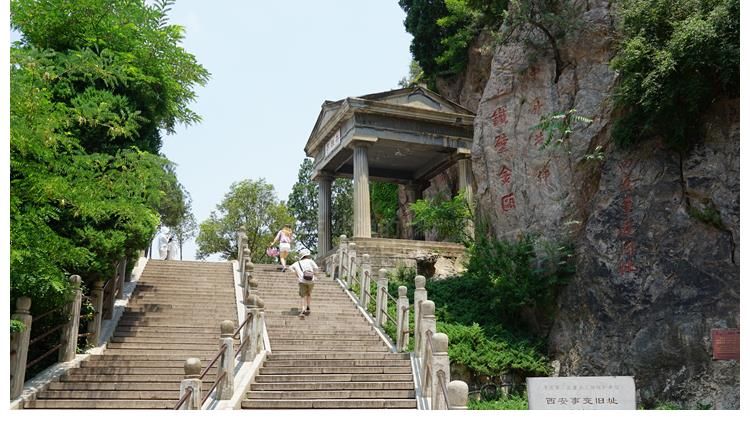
711, 329, 739, 360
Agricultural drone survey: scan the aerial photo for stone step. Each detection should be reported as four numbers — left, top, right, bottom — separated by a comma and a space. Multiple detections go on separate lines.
89, 353, 219, 361
265, 334, 384, 341
271, 346, 390, 353
270, 340, 387, 347
112, 331, 223, 340
113, 326, 223, 335
254, 373, 413, 383
246, 389, 414, 399
47, 382, 183, 391
60, 374, 217, 383
70, 367, 211, 376
24, 399, 175, 409
116, 319, 235, 328
241, 399, 416, 409
264, 359, 411, 368
81, 360, 210, 368
109, 336, 231, 345
104, 346, 224, 354
36, 390, 179, 400
258, 366, 412, 375
250, 381, 414, 391
267, 352, 408, 360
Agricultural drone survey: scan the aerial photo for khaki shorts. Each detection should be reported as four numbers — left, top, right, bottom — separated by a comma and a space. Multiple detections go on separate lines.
298, 282, 314, 297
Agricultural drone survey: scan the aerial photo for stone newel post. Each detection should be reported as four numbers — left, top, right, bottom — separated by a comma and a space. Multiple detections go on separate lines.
336, 235, 347, 280
375, 268, 388, 327
179, 358, 202, 410
243, 258, 254, 291
87, 280, 105, 346
346, 243, 357, 285
59, 275, 83, 362
10, 297, 32, 399
419, 300, 436, 358
116, 258, 127, 299
413, 275, 427, 356
431, 332, 451, 410
359, 254, 371, 307
242, 294, 265, 361
396, 286, 410, 352
218, 320, 235, 400
241, 246, 250, 275
448, 380, 469, 410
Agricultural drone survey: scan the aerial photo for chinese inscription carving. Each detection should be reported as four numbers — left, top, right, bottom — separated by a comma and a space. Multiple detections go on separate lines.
491, 106, 508, 126
501, 193, 516, 211
527, 376, 636, 410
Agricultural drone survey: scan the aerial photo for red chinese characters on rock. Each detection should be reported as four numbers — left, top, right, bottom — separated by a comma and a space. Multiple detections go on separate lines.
491, 106, 508, 126
533, 130, 544, 146
531, 98, 543, 115
537, 165, 551, 184
501, 193, 516, 212
495, 133, 509, 153
499, 166, 512, 185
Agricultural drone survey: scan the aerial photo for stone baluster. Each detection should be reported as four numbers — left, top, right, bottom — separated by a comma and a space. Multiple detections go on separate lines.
179, 358, 202, 410
59, 275, 83, 363
10, 297, 32, 399
243, 257, 253, 290
116, 258, 127, 299
242, 294, 264, 361
336, 235, 347, 280
359, 254, 371, 307
413, 275, 427, 356
245, 278, 259, 302
346, 243, 357, 286
218, 320, 235, 400
87, 280, 104, 346
237, 227, 246, 267
448, 380, 469, 410
431, 333, 450, 410
240, 246, 250, 275
375, 268, 388, 327
419, 300, 436, 359
396, 286, 409, 352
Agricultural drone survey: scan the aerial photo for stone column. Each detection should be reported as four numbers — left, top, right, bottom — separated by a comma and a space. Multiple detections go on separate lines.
375, 268, 388, 327
419, 300, 436, 359
457, 158, 474, 238
317, 174, 333, 256
413, 275, 427, 356
10, 297, 32, 399
59, 275, 83, 362
404, 182, 424, 240
431, 332, 450, 410
448, 380, 469, 410
218, 320, 235, 400
179, 358, 202, 410
336, 235, 347, 280
87, 280, 104, 346
352, 143, 372, 238
396, 286, 410, 352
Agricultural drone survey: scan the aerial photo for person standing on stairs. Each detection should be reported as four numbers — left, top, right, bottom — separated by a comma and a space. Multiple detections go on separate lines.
270, 224, 293, 271
290, 248, 318, 317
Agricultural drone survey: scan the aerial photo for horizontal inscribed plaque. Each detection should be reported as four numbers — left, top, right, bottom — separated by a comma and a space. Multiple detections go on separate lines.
527, 376, 636, 410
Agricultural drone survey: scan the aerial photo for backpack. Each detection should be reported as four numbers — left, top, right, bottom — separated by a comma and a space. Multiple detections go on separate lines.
298, 260, 314, 281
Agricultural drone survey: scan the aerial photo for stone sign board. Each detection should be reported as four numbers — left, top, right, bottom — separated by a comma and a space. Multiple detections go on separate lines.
711, 328, 739, 360
527, 376, 636, 410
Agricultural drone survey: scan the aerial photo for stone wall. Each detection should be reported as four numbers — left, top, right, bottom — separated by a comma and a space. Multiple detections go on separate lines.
438, 0, 739, 408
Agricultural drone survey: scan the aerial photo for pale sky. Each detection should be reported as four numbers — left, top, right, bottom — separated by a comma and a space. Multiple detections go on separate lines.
158, 1, 413, 260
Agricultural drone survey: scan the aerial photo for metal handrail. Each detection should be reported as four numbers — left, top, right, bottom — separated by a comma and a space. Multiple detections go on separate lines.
28, 323, 66, 346
437, 370, 452, 410
233, 315, 252, 359
174, 386, 194, 410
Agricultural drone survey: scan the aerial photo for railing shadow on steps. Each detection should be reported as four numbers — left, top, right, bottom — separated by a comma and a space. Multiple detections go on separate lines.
175, 228, 271, 410
11, 254, 143, 406
331, 234, 469, 410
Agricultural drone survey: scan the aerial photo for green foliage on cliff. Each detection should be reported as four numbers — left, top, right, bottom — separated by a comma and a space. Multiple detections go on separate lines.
370, 183, 400, 238
611, 0, 739, 150
410, 191, 473, 243
399, 0, 507, 84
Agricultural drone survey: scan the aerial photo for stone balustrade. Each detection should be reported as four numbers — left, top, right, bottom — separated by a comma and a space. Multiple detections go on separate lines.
331, 239, 469, 410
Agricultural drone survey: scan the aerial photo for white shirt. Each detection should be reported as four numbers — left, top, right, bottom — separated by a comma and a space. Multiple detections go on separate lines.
291, 258, 319, 283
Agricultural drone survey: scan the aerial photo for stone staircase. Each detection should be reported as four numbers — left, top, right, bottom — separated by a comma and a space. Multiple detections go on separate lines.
242, 264, 416, 409
24, 260, 237, 409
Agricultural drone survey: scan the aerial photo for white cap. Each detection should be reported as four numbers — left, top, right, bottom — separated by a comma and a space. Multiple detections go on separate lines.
299, 249, 311, 258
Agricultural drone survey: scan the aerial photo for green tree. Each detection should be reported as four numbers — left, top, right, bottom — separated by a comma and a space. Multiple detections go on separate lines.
171, 192, 198, 260
370, 182, 399, 238
196, 179, 294, 262
610, 0, 739, 149
10, 0, 208, 314
410, 191, 472, 243
287, 158, 354, 253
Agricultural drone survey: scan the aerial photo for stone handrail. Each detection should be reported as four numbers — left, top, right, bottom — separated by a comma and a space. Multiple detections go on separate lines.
10, 275, 86, 400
